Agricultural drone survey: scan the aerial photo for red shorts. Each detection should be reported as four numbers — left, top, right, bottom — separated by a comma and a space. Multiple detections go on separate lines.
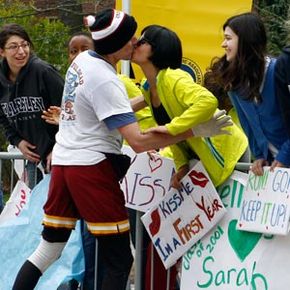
43, 159, 129, 236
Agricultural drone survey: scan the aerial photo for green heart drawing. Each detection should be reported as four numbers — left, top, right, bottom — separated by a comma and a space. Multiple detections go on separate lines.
228, 219, 262, 261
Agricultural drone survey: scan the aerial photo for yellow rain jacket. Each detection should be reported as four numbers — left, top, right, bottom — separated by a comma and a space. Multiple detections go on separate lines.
119, 74, 173, 158
141, 68, 248, 186
118, 74, 157, 130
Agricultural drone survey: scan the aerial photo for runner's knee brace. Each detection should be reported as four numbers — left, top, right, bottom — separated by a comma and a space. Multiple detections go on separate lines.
28, 237, 67, 273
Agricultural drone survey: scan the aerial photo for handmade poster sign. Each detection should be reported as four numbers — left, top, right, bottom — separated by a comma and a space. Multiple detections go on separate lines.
238, 167, 290, 235
180, 171, 290, 290
0, 180, 31, 225
141, 161, 226, 269
121, 145, 175, 212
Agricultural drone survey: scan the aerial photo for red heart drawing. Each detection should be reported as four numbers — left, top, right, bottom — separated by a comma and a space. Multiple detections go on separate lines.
188, 170, 209, 188
148, 155, 163, 173
148, 208, 161, 237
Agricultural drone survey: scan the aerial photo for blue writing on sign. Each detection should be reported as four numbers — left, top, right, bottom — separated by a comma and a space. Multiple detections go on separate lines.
240, 200, 262, 222
272, 169, 290, 193
154, 236, 182, 262
159, 191, 185, 218
240, 199, 287, 228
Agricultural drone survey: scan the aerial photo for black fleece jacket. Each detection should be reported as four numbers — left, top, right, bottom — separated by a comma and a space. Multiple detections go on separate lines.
275, 46, 290, 137
0, 54, 64, 161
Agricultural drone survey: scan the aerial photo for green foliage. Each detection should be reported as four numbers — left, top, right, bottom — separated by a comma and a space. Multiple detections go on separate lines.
30, 18, 70, 75
0, 0, 71, 192
286, 6, 290, 45
255, 0, 290, 55
0, 0, 71, 76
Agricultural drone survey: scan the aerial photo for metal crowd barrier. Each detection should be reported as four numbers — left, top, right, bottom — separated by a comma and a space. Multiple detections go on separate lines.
0, 151, 252, 290
0, 152, 135, 290
0, 151, 26, 196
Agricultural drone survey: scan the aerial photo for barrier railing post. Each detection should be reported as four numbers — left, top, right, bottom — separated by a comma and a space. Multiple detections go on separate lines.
94, 239, 98, 290
166, 268, 170, 290
234, 162, 251, 171
150, 243, 154, 290
0, 152, 25, 196
134, 210, 143, 290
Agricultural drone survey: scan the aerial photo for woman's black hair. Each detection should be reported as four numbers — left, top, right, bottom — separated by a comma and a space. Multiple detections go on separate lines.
141, 25, 182, 70
0, 23, 33, 49
206, 12, 267, 102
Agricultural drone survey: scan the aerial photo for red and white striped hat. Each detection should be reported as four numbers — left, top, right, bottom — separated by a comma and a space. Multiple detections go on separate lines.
84, 8, 137, 54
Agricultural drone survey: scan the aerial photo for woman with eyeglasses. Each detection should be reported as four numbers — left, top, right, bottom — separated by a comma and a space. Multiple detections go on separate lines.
0, 23, 64, 188
131, 24, 248, 290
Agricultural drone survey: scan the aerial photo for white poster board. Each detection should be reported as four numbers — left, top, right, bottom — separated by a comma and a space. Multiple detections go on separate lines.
238, 167, 290, 235
181, 171, 290, 290
141, 161, 226, 269
0, 180, 31, 225
121, 145, 175, 212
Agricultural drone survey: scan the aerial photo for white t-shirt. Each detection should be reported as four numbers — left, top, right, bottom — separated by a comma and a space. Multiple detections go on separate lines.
52, 50, 133, 165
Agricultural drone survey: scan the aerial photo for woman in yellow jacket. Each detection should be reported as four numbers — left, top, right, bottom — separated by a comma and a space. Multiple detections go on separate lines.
132, 24, 248, 187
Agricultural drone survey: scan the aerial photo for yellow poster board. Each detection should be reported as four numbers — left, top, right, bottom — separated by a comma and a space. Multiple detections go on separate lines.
116, 0, 252, 84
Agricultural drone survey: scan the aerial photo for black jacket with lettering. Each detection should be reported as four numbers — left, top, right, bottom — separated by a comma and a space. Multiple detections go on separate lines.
0, 54, 64, 161
275, 46, 290, 137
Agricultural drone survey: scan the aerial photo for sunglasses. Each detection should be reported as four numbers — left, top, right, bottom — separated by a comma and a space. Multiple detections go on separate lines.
135, 37, 155, 47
